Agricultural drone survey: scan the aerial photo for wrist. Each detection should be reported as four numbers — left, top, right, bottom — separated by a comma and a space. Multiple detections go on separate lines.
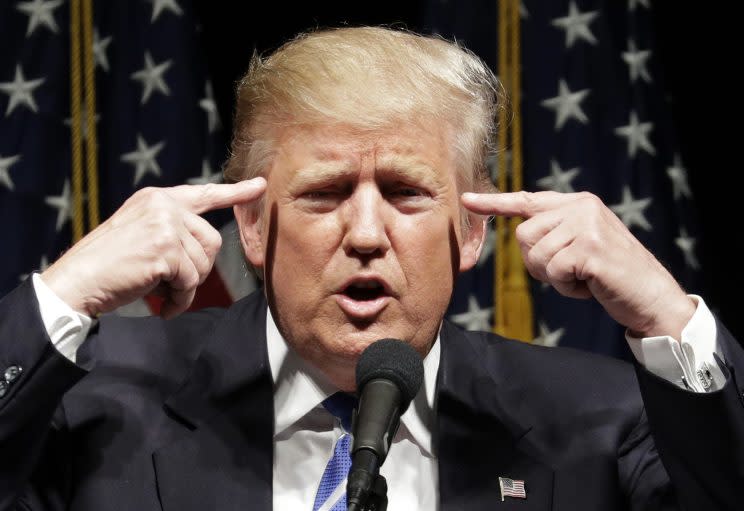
40, 265, 99, 318
629, 293, 697, 340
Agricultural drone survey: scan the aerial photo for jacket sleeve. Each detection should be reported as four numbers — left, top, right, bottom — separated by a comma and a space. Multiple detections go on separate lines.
0, 278, 87, 510
636, 317, 744, 511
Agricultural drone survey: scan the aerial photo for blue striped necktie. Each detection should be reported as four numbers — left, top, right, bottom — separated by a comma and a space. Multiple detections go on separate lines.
312, 392, 358, 511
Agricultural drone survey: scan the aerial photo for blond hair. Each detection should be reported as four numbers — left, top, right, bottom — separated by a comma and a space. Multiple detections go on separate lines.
223, 26, 506, 195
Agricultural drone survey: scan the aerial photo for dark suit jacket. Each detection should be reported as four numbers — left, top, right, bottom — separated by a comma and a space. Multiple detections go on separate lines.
1, 278, 743, 510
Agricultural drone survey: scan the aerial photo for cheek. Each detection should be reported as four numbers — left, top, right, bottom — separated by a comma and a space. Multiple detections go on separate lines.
394, 217, 456, 291
271, 213, 341, 285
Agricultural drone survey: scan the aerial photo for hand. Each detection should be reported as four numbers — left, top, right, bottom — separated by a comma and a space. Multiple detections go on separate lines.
41, 178, 267, 319
462, 191, 696, 339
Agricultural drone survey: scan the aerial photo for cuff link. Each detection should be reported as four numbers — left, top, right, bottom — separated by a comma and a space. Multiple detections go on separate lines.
696, 362, 714, 391
0, 365, 23, 398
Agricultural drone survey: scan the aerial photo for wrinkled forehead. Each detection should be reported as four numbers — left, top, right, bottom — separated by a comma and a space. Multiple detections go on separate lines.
270, 121, 459, 187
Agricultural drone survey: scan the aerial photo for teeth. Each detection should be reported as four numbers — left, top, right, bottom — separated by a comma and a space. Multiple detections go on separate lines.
353, 281, 382, 289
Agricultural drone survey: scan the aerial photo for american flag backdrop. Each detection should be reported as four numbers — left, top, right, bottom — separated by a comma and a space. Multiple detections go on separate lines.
429, 0, 701, 359
2, 1, 702, 361
0, 0, 257, 315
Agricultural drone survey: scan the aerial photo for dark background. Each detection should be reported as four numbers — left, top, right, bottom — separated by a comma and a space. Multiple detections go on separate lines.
194, 1, 741, 341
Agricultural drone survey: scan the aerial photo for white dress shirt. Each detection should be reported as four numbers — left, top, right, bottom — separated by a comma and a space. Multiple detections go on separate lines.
29, 273, 727, 510
267, 307, 439, 510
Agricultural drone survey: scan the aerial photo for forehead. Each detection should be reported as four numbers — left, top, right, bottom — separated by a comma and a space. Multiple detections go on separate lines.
270, 122, 456, 183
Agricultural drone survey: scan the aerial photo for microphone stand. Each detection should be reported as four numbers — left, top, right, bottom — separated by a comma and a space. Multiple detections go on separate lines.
348, 474, 388, 511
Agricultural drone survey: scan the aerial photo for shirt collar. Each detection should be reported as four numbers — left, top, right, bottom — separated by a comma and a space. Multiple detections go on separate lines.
266, 308, 439, 457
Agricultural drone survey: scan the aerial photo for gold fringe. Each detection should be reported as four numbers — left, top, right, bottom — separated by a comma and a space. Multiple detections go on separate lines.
69, 0, 84, 242
494, 0, 534, 342
82, 0, 99, 229
68, 0, 99, 241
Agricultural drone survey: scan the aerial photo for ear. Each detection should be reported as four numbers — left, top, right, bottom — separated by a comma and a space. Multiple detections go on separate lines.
234, 203, 265, 271
458, 213, 487, 273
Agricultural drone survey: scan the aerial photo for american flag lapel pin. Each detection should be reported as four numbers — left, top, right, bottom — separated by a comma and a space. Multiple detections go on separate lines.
499, 477, 527, 501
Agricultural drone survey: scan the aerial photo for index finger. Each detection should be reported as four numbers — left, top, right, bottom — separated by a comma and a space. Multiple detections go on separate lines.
461, 190, 575, 218
168, 177, 267, 214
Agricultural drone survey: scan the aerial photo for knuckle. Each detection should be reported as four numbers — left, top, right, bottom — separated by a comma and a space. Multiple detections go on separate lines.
197, 183, 218, 206
518, 191, 534, 211
579, 192, 604, 212
153, 229, 179, 251
580, 230, 603, 252
207, 227, 223, 253
137, 186, 164, 204
184, 269, 200, 289
153, 258, 174, 281
196, 251, 212, 274
148, 207, 178, 232
545, 259, 562, 281
525, 248, 544, 271
577, 191, 596, 201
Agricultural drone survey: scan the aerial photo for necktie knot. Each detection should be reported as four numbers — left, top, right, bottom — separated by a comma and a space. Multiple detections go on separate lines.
322, 392, 358, 432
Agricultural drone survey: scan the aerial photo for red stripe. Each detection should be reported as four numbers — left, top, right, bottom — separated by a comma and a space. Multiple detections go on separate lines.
143, 268, 234, 315
189, 268, 234, 309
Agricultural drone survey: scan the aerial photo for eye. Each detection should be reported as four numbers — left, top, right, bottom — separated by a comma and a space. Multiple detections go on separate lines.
386, 185, 430, 200
304, 190, 336, 199
297, 186, 351, 212
395, 187, 424, 197
300, 184, 350, 200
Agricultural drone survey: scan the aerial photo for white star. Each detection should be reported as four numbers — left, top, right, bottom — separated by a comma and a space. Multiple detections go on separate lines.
533, 321, 564, 347
614, 111, 655, 158
536, 159, 580, 193
520, 1, 529, 19
199, 81, 221, 134
551, 1, 599, 48
666, 154, 692, 200
540, 79, 590, 130
0, 153, 21, 191
147, 0, 183, 22
19, 254, 50, 282
93, 28, 113, 72
610, 186, 652, 231
44, 179, 72, 231
187, 159, 222, 185
63, 103, 101, 140
120, 134, 165, 186
130, 52, 172, 105
622, 40, 652, 83
15, 0, 64, 37
450, 295, 492, 331
675, 228, 699, 270
0, 65, 45, 116
476, 224, 496, 267
629, 0, 650, 11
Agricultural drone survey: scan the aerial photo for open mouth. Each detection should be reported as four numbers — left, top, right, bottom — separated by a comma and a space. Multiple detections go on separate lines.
343, 280, 387, 301
336, 277, 391, 319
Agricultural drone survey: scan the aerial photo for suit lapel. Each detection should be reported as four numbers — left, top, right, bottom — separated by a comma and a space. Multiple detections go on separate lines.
153, 292, 274, 511
437, 321, 554, 510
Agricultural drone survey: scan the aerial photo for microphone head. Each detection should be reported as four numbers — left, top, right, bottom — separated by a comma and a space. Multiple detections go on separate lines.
356, 339, 424, 412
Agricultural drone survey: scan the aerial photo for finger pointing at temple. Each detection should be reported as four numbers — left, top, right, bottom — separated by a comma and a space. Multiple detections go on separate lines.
461, 190, 579, 218
168, 177, 267, 215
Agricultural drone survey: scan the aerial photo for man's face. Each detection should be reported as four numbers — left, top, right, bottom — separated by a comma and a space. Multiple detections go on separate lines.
236, 122, 484, 390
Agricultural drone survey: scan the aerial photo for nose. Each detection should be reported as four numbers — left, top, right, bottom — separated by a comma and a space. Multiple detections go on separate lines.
342, 185, 391, 257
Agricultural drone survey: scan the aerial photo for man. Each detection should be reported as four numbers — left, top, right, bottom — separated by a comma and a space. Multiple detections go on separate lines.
0, 27, 742, 510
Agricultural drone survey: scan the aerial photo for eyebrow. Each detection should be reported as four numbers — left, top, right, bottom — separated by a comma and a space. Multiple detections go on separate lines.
289, 161, 356, 189
290, 155, 445, 190
375, 155, 443, 187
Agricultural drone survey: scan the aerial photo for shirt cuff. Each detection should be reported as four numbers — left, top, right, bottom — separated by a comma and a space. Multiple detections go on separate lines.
32, 273, 95, 364
626, 295, 726, 392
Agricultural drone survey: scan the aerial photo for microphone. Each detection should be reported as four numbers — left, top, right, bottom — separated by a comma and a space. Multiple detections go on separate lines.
347, 339, 424, 511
